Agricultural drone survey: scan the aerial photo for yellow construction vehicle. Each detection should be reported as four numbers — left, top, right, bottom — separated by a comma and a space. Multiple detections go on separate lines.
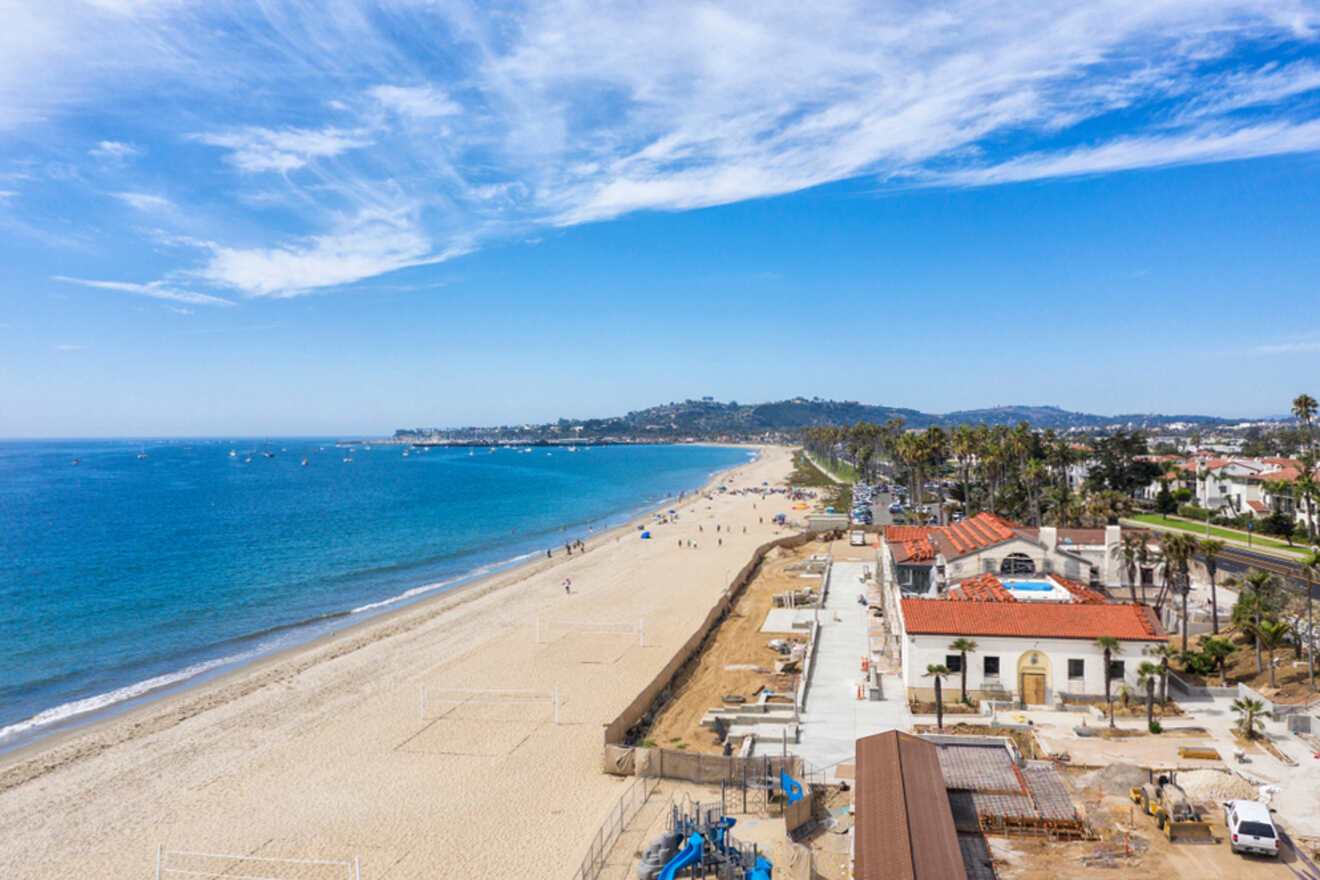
1130, 775, 1214, 841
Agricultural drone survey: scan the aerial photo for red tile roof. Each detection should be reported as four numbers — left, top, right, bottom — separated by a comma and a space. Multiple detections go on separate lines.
1052, 576, 1109, 604
886, 525, 940, 562
1247, 499, 1267, 513
1259, 467, 1301, 484
900, 599, 1167, 641
947, 573, 1107, 604
948, 573, 1017, 602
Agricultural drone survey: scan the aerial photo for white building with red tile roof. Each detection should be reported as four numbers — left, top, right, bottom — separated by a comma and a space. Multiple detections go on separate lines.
897, 596, 1168, 704
883, 512, 1122, 594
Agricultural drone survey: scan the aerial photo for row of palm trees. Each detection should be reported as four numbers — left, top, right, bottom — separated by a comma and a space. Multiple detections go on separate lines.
802, 419, 1132, 527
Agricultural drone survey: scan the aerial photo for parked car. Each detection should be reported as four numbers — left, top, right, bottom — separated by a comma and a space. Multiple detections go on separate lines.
1223, 800, 1280, 858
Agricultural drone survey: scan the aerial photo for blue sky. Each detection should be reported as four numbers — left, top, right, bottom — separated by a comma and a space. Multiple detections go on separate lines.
2, 1, 1320, 436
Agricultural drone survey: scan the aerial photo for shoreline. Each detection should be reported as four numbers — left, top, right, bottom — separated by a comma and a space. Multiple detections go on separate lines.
0, 444, 765, 790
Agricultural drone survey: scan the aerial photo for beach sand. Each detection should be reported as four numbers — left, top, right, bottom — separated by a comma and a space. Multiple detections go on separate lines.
0, 444, 797, 879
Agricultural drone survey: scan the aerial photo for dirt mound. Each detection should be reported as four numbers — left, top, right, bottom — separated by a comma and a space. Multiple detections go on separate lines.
1174, 769, 1258, 802
1076, 762, 1148, 793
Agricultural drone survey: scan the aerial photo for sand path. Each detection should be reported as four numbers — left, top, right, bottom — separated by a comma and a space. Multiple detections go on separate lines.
0, 445, 796, 879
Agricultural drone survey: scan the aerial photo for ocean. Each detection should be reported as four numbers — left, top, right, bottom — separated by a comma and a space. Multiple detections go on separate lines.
0, 439, 753, 752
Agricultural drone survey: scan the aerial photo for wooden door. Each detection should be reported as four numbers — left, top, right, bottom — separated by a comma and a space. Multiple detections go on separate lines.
1022, 673, 1046, 705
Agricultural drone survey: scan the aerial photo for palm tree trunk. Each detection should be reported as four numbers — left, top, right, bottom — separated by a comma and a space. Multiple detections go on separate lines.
1181, 589, 1189, 654
1268, 649, 1276, 688
1209, 570, 1219, 635
935, 677, 944, 730
1146, 680, 1154, 727
960, 655, 968, 704
1255, 594, 1263, 674
1160, 657, 1169, 707
1309, 574, 1315, 692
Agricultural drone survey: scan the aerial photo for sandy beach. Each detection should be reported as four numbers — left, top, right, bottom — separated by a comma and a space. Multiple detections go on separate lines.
0, 444, 797, 879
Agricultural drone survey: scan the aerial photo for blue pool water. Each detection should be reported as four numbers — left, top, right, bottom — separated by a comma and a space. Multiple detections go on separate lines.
1005, 580, 1054, 592
0, 440, 752, 751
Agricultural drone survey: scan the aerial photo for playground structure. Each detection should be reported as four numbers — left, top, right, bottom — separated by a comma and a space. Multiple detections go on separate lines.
418, 685, 560, 724
536, 617, 646, 647
637, 789, 788, 880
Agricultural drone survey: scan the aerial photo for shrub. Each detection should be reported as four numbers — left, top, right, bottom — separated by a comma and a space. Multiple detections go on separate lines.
1178, 504, 1210, 520
1149, 720, 1163, 734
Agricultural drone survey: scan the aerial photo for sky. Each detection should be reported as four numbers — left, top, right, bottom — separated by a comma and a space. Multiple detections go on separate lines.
2, 1, 1320, 437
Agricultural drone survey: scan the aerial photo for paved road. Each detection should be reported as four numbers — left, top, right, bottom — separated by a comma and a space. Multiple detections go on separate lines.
1202, 545, 1316, 597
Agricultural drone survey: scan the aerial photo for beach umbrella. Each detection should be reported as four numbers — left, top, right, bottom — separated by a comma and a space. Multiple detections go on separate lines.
640, 531, 651, 539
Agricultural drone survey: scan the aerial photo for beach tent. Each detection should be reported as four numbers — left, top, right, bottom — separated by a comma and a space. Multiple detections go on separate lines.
640, 531, 651, 539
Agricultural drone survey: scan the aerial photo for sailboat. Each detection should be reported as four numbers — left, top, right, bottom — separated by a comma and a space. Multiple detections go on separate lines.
300, 458, 309, 466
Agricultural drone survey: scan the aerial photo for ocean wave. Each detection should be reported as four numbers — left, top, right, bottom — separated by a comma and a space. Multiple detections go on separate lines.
348, 549, 541, 614
0, 648, 263, 747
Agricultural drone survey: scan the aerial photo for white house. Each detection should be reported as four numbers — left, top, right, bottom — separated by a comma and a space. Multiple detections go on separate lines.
897, 581, 1168, 705
884, 512, 1123, 594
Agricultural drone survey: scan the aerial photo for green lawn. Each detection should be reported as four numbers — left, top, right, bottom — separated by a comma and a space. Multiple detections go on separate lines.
1126, 513, 1306, 555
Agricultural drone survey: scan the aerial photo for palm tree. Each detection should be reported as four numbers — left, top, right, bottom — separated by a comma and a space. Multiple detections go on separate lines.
1137, 662, 1161, 728
1154, 642, 1180, 707
1302, 549, 1320, 692
1294, 393, 1317, 453
951, 425, 980, 517
925, 664, 950, 730
1119, 531, 1142, 603
1096, 636, 1121, 727
1203, 636, 1235, 687
1231, 696, 1272, 741
1024, 459, 1046, 526
1199, 538, 1225, 635
949, 638, 978, 704
1295, 454, 1318, 543
1244, 569, 1278, 674
1249, 620, 1291, 689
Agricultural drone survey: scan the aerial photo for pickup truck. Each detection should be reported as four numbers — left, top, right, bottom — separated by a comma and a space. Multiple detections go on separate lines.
1223, 799, 1281, 857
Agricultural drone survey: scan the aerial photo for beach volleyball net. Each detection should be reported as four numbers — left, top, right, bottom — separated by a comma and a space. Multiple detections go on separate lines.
157, 846, 359, 880
535, 617, 645, 646
418, 686, 560, 724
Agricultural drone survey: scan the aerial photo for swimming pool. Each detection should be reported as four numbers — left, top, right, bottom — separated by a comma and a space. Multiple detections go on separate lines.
1005, 580, 1054, 592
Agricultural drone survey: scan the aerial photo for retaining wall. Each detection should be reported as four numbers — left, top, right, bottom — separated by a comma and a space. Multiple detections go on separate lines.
602, 531, 827, 745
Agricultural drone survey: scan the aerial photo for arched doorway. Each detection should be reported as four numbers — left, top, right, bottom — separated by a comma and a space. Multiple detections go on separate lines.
1000, 552, 1036, 575
1017, 650, 1052, 706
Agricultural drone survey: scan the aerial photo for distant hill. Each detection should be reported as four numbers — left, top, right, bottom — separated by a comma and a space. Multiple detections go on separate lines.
394, 398, 1239, 442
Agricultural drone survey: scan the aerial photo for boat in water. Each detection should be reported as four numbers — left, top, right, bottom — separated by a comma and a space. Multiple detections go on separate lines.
343, 456, 353, 463
300, 458, 309, 466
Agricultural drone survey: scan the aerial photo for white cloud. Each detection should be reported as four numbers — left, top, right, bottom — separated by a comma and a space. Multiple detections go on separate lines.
6, 1, 1320, 297
195, 206, 465, 297
1255, 339, 1320, 355
0, 190, 15, 200
194, 126, 371, 173
937, 119, 1320, 186
55, 343, 85, 351
89, 140, 140, 161
53, 276, 235, 306
369, 84, 460, 118
113, 191, 173, 212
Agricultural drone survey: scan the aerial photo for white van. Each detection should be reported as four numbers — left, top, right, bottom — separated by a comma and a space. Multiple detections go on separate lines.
1223, 800, 1280, 857
850, 530, 866, 546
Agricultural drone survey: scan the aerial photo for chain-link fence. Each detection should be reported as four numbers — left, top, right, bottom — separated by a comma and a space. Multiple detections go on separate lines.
570, 775, 659, 880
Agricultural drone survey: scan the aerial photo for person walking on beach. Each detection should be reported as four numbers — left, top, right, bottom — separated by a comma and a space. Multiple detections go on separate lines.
564, 578, 572, 594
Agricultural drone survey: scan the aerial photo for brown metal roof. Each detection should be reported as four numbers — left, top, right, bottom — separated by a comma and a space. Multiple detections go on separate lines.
854, 731, 968, 880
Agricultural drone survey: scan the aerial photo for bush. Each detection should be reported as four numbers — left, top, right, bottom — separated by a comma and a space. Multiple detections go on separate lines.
1178, 504, 1210, 520
1181, 650, 1218, 676
1149, 720, 1163, 734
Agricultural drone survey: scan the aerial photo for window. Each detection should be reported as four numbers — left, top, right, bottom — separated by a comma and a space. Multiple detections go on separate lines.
999, 552, 1036, 575
1108, 660, 1125, 680
945, 654, 962, 673
983, 656, 1000, 677
1068, 659, 1085, 679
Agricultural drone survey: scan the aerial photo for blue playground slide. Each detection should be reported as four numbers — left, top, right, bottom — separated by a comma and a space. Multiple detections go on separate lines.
780, 770, 804, 804
658, 832, 704, 880
748, 855, 773, 880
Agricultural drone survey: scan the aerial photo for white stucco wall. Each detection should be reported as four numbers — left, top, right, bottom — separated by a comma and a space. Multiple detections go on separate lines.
901, 632, 1166, 702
